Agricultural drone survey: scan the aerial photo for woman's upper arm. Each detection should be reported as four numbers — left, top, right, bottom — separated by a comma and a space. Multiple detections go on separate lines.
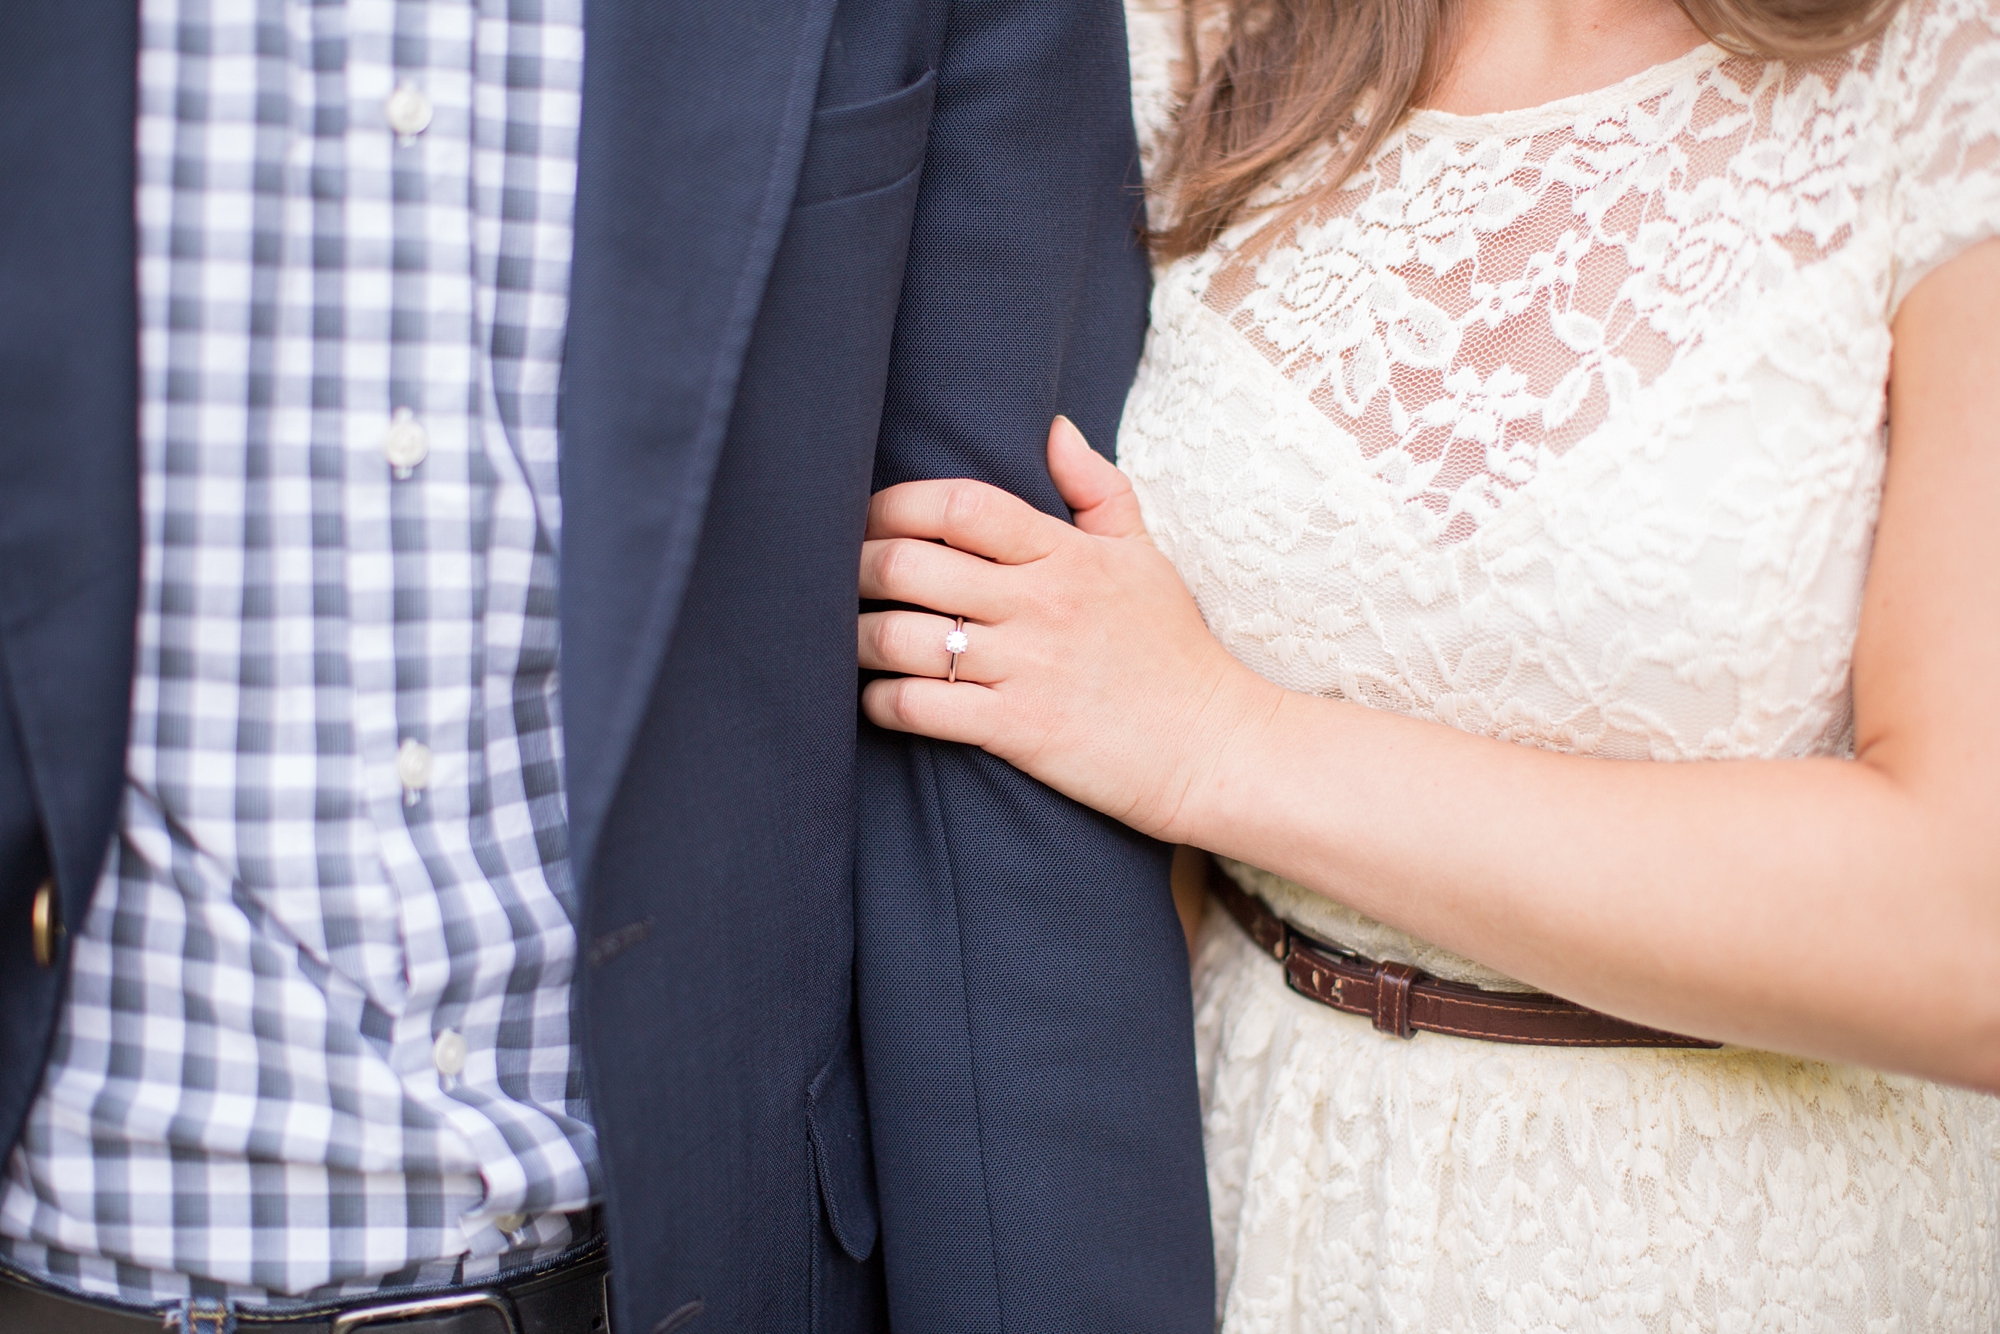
1852, 238, 2000, 842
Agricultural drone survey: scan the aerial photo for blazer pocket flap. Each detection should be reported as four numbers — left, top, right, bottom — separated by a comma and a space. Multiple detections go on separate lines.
795, 70, 937, 208
806, 1035, 881, 1262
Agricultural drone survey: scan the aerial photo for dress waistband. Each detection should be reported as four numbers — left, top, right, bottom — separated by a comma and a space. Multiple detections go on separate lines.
1206, 857, 1721, 1049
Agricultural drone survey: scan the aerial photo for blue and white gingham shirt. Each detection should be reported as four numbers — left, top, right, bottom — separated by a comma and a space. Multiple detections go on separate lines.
0, 0, 598, 1308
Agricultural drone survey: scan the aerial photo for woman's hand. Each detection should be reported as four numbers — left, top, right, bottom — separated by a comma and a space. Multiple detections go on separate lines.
857, 417, 1279, 842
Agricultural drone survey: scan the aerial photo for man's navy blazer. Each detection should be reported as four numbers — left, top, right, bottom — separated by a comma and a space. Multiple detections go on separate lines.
0, 1, 1212, 1331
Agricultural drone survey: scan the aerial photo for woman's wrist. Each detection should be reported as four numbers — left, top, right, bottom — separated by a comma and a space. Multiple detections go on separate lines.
1162, 660, 1297, 853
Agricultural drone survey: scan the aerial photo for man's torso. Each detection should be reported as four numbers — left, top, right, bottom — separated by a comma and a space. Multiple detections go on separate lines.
0, 0, 597, 1305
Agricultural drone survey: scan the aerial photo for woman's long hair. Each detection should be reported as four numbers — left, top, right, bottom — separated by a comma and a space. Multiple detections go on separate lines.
1153, 0, 1904, 260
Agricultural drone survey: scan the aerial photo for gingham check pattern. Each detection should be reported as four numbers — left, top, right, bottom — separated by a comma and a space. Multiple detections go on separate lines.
0, 0, 599, 1308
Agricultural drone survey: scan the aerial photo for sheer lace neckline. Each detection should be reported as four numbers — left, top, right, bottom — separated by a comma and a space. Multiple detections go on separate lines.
1406, 39, 1727, 134
1123, 0, 2000, 765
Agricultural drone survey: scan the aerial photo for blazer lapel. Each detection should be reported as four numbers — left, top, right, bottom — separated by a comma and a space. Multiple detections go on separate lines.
0, 1, 141, 935
559, 0, 840, 891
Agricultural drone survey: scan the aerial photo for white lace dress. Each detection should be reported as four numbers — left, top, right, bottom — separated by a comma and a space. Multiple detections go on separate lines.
1119, 0, 2000, 1327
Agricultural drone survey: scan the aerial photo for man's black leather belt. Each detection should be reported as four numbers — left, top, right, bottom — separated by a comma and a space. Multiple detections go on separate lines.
0, 1236, 610, 1334
1208, 858, 1721, 1049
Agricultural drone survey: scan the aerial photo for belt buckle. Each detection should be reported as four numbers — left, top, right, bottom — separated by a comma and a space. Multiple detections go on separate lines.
328, 1290, 519, 1334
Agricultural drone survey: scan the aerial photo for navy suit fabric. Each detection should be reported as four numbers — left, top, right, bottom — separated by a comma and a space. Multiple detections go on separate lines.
0, 0, 143, 1190
0, 2, 1212, 1332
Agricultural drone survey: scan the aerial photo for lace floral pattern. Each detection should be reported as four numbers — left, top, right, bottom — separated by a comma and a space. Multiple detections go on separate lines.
1125, 0, 2000, 758
1205, 46, 1847, 543
1120, 0, 2000, 1323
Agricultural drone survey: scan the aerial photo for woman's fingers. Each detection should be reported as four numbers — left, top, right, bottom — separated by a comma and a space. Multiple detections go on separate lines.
860, 534, 1012, 614
867, 477, 1069, 564
859, 610, 999, 683
1047, 416, 1149, 541
861, 674, 1004, 748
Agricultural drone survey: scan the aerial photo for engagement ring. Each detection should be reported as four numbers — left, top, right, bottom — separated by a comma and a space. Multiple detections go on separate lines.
945, 618, 968, 682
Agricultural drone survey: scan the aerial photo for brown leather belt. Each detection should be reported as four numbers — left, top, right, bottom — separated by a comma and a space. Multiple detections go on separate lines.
0, 1233, 611, 1334
1207, 859, 1719, 1049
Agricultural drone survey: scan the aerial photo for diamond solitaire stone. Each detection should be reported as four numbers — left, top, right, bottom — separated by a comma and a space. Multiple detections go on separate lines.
945, 628, 969, 654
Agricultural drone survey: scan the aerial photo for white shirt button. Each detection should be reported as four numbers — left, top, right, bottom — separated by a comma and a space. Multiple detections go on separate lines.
396, 738, 434, 792
492, 1211, 528, 1236
432, 1028, 468, 1077
384, 82, 434, 138
383, 407, 428, 472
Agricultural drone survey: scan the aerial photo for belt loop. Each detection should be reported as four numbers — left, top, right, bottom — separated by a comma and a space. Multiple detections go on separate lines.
172, 1297, 236, 1334
1372, 961, 1420, 1038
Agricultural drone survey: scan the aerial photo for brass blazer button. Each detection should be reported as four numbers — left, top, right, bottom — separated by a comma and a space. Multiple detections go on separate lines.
31, 879, 59, 968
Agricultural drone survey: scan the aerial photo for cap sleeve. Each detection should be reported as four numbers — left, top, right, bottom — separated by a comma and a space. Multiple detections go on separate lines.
1888, 0, 2000, 313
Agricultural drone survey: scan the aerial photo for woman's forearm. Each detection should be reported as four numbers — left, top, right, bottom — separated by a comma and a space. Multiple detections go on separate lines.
1182, 680, 2000, 1088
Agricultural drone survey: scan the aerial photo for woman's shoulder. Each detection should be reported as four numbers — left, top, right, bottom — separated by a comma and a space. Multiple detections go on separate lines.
1874, 0, 2000, 105
1873, 0, 2000, 309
